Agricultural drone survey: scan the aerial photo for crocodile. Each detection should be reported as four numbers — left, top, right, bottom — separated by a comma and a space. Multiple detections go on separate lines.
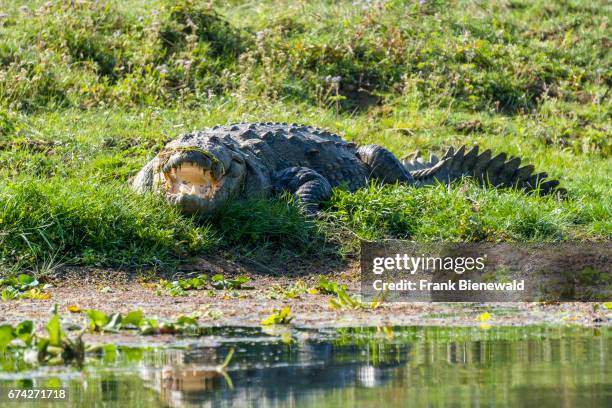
132, 122, 563, 215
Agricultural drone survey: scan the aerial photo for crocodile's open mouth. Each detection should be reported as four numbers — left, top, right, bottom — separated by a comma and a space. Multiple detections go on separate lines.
159, 150, 225, 206
163, 164, 222, 199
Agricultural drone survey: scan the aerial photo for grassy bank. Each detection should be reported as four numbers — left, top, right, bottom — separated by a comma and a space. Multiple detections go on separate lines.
0, 0, 609, 273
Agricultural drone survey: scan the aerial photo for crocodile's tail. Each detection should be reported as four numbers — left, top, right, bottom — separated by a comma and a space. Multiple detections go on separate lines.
402, 145, 565, 195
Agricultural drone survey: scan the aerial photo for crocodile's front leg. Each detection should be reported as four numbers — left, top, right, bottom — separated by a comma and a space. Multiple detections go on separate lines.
273, 167, 332, 214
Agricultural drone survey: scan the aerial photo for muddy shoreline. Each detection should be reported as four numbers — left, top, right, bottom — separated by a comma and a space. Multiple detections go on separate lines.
1, 260, 609, 345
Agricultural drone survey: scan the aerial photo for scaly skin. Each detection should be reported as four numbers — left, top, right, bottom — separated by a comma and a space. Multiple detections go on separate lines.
132, 122, 563, 215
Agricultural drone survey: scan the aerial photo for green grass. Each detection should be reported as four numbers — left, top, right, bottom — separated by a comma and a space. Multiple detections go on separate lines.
0, 0, 609, 272
326, 180, 608, 242
0, 177, 215, 270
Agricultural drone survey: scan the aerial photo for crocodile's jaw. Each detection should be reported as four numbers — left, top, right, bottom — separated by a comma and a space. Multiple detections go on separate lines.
156, 163, 224, 214
163, 163, 223, 201
156, 148, 231, 214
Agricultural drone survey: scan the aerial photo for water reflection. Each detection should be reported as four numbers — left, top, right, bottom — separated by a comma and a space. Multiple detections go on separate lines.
0, 326, 609, 408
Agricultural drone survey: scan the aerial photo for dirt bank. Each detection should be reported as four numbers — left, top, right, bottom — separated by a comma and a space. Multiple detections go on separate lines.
1, 258, 609, 345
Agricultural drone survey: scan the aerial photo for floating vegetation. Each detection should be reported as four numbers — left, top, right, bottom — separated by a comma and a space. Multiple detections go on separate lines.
155, 274, 252, 297
477, 312, 492, 321
261, 307, 294, 325
0, 306, 84, 367
210, 275, 253, 290
268, 280, 311, 299
0, 274, 51, 300
79, 308, 209, 336
316, 277, 382, 310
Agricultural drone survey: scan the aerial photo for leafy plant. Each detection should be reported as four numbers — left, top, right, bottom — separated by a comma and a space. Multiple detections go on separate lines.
0, 307, 225, 369
0, 274, 50, 300
157, 315, 201, 335
477, 312, 492, 321
328, 289, 365, 310
316, 277, 348, 295
38, 307, 85, 366
156, 274, 252, 296
269, 280, 309, 299
0, 321, 35, 350
210, 274, 252, 290
157, 274, 209, 297
261, 307, 294, 325
86, 309, 123, 332
122, 310, 144, 328
316, 277, 380, 310
82, 308, 208, 336
0, 305, 84, 367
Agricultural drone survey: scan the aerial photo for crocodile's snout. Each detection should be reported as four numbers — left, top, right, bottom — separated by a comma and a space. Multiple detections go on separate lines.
160, 150, 226, 213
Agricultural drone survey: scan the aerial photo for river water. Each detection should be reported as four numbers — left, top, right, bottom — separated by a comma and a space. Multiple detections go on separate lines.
1, 325, 610, 407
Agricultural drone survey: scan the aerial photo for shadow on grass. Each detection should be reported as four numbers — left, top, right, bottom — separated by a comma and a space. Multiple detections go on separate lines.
203, 196, 346, 277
